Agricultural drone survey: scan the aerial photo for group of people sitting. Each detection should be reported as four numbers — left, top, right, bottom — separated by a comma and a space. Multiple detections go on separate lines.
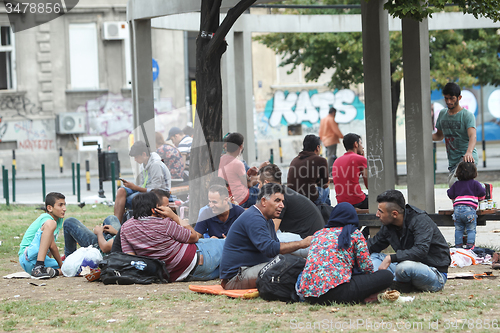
18, 152, 451, 305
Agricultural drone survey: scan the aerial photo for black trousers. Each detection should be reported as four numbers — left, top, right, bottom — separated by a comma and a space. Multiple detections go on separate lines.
306, 270, 394, 305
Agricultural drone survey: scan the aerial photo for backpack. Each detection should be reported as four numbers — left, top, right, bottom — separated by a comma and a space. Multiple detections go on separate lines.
99, 252, 169, 285
256, 254, 306, 303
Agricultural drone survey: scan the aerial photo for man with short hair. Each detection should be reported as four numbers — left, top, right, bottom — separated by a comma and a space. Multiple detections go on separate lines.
258, 164, 324, 238
432, 82, 478, 187
168, 127, 193, 169
220, 183, 312, 290
195, 184, 245, 239
319, 107, 343, 172
368, 190, 451, 293
287, 134, 329, 205
114, 141, 171, 220
332, 133, 368, 209
120, 191, 224, 282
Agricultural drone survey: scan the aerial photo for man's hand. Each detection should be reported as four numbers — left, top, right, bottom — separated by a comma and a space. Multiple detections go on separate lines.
103, 225, 118, 235
155, 206, 178, 220
301, 236, 312, 248
122, 179, 141, 191
463, 151, 474, 163
93, 225, 104, 235
378, 255, 392, 270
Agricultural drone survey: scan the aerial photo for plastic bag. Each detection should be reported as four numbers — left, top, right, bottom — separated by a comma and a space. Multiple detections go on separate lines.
61, 246, 103, 277
450, 248, 479, 268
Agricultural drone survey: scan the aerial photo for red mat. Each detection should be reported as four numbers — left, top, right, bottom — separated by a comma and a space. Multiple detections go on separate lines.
189, 284, 259, 299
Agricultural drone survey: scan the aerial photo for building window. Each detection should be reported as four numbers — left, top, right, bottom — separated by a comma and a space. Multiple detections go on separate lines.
0, 25, 15, 90
69, 23, 99, 89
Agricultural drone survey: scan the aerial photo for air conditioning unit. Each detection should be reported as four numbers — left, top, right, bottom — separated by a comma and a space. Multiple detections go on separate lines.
103, 21, 128, 40
56, 113, 86, 135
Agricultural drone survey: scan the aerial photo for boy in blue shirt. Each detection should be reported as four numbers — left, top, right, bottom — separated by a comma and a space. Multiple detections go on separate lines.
18, 192, 66, 279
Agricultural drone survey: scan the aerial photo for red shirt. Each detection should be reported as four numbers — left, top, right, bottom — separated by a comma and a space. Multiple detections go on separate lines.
332, 152, 367, 205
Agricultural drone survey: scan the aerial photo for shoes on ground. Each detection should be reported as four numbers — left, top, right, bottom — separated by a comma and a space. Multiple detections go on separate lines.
31, 265, 56, 279
492, 252, 500, 270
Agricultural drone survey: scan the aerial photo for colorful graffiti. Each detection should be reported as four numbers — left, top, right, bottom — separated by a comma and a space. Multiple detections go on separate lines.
264, 89, 365, 128
77, 93, 180, 141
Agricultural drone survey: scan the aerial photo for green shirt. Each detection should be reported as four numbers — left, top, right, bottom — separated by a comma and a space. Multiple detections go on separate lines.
18, 213, 64, 256
435, 108, 478, 169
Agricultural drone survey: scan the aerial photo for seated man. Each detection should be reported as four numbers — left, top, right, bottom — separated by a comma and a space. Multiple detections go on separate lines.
287, 134, 330, 205
120, 191, 224, 282
155, 131, 184, 180
195, 184, 244, 239
114, 141, 171, 220
368, 190, 451, 293
332, 133, 368, 209
168, 127, 192, 171
18, 192, 65, 279
258, 164, 324, 238
64, 215, 121, 256
220, 183, 311, 290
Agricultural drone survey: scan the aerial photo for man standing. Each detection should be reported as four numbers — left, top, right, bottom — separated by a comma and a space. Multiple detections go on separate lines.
220, 183, 311, 290
258, 164, 324, 238
287, 135, 329, 205
368, 190, 451, 293
432, 82, 478, 187
332, 133, 368, 209
194, 184, 245, 239
319, 107, 343, 172
114, 141, 171, 220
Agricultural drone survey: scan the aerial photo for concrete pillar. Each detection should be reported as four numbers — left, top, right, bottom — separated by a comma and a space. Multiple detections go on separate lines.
234, 31, 256, 164
361, 0, 395, 212
222, 31, 238, 137
130, 19, 155, 148
402, 18, 435, 212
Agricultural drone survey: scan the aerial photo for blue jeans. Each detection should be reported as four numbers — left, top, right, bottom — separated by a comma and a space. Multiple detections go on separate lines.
452, 205, 477, 246
64, 216, 121, 257
314, 186, 331, 206
370, 253, 447, 292
19, 229, 60, 273
241, 185, 259, 209
123, 187, 140, 208
190, 238, 225, 281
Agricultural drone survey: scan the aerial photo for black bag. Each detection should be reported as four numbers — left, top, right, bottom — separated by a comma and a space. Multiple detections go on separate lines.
99, 252, 169, 285
256, 254, 306, 303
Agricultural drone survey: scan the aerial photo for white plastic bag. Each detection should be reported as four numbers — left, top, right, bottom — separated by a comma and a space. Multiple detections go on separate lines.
450, 248, 479, 268
61, 246, 103, 277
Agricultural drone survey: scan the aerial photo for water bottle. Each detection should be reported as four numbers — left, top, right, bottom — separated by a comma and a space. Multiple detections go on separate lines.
131, 260, 147, 270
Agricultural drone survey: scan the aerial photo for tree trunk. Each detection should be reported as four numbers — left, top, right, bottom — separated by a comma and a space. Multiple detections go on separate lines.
188, 0, 256, 224
390, 73, 401, 185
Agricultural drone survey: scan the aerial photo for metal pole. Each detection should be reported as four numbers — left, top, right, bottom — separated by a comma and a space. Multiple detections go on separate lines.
12, 150, 16, 170
111, 161, 116, 202
41, 164, 46, 201
72, 162, 75, 195
97, 144, 105, 198
3, 169, 8, 206
480, 86, 486, 167
433, 142, 436, 185
269, 149, 274, 164
59, 148, 63, 173
2, 165, 5, 199
278, 139, 283, 164
11, 165, 15, 202
77, 163, 81, 203
86, 160, 91, 191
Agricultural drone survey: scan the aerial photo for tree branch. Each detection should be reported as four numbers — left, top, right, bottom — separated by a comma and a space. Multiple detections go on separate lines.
207, 0, 257, 57
207, 0, 223, 31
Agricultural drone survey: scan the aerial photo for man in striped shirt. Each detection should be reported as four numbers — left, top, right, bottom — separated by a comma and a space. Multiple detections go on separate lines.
120, 191, 224, 282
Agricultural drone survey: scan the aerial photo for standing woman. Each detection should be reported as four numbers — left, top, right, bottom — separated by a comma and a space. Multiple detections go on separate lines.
298, 202, 393, 304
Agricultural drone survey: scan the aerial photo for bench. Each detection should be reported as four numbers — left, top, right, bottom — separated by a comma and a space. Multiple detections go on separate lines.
355, 208, 500, 228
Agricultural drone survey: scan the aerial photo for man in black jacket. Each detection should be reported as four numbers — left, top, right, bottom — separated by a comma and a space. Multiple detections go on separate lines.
368, 190, 451, 292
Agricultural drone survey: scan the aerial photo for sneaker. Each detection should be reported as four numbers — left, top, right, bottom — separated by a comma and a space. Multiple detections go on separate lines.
31, 266, 56, 279
465, 244, 475, 250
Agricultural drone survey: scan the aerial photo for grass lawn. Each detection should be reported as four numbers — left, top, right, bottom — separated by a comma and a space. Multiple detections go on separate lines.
0, 204, 499, 332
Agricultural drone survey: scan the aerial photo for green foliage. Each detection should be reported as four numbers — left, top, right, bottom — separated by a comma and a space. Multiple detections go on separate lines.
383, 0, 500, 22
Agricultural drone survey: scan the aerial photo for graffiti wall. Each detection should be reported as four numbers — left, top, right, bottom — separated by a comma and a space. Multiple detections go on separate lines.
0, 117, 55, 151
255, 89, 366, 163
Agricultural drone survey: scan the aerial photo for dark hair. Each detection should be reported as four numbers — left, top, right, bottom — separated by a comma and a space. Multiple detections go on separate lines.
209, 184, 229, 198
376, 190, 405, 213
329, 107, 337, 115
455, 161, 477, 181
155, 132, 166, 147
151, 188, 171, 200
442, 82, 461, 97
182, 126, 194, 137
129, 141, 150, 157
45, 192, 65, 210
343, 133, 361, 151
258, 182, 284, 201
258, 164, 282, 184
303, 134, 321, 152
225, 132, 244, 153
132, 192, 160, 219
